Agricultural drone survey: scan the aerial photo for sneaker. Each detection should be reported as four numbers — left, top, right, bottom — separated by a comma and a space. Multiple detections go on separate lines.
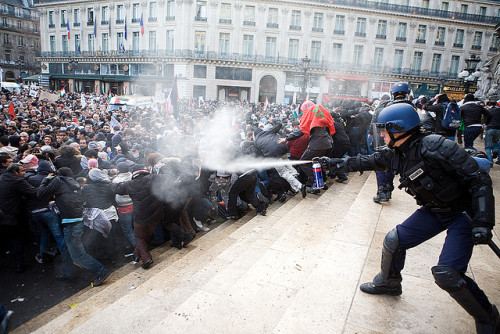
35, 254, 44, 264
92, 269, 110, 287
307, 187, 320, 195
1, 310, 13, 334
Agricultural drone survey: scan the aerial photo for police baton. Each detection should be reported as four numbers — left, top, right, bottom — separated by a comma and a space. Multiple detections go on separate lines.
463, 212, 500, 259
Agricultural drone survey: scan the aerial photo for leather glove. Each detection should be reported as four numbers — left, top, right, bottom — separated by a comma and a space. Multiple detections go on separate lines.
471, 226, 492, 245
320, 157, 347, 175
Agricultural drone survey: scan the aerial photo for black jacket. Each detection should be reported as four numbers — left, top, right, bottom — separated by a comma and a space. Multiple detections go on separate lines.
82, 181, 115, 209
424, 101, 456, 137
26, 172, 52, 211
486, 107, 500, 130
254, 124, 288, 158
330, 113, 350, 158
111, 171, 164, 225
346, 134, 494, 229
54, 156, 83, 175
37, 176, 84, 219
460, 101, 491, 127
0, 172, 37, 226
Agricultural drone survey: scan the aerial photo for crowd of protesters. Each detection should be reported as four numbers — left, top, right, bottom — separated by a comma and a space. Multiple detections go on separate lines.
0, 85, 497, 294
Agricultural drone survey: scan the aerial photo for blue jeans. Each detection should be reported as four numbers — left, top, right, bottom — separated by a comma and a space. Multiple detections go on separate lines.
63, 222, 105, 277
484, 128, 500, 162
117, 211, 136, 248
31, 211, 73, 276
464, 126, 482, 149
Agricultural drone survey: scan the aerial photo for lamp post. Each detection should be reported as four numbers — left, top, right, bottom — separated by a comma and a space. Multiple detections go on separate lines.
294, 56, 312, 103
457, 54, 481, 95
14, 59, 25, 83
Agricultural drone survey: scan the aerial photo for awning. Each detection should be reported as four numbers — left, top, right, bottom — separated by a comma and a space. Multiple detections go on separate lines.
325, 75, 370, 82
23, 74, 41, 82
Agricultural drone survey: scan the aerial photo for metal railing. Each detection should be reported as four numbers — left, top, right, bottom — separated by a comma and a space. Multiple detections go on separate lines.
36, 49, 460, 80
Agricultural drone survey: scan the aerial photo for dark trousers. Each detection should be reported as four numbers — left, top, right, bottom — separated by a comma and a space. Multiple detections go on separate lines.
392, 207, 492, 311
299, 147, 330, 186
375, 170, 394, 189
134, 220, 161, 264
227, 171, 262, 216
464, 126, 482, 149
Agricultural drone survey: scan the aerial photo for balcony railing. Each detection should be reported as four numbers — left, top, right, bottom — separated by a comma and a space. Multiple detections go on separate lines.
166, 16, 175, 21
60, 23, 66, 27
396, 36, 406, 41
116, 19, 124, 24
87, 20, 94, 26
48, 23, 55, 28
267, 23, 278, 28
376, 34, 386, 39
435, 41, 445, 46
333, 29, 344, 35
101, 20, 109, 25
36, 49, 461, 81
131, 18, 140, 23
355, 31, 366, 37
289, 25, 301, 30
472, 45, 482, 50
416, 38, 426, 43
490, 47, 498, 52
195, 16, 207, 22
243, 21, 255, 26
148, 17, 157, 22
453, 43, 463, 48
312, 27, 323, 32
73, 22, 80, 26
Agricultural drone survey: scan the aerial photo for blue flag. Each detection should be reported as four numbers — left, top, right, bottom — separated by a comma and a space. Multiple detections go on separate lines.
124, 15, 127, 40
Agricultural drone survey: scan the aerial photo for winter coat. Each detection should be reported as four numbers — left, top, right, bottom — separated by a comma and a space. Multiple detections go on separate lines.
330, 113, 350, 158
112, 172, 133, 207
486, 107, 500, 130
0, 172, 37, 226
254, 124, 289, 158
82, 169, 115, 209
37, 176, 84, 219
25, 161, 54, 211
424, 100, 456, 137
460, 101, 491, 127
111, 171, 164, 225
54, 156, 83, 175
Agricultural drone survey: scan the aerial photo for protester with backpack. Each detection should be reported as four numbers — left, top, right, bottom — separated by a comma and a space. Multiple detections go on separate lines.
423, 94, 457, 140
460, 94, 491, 149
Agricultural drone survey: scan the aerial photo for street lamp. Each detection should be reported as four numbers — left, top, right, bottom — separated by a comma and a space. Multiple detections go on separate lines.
295, 56, 312, 103
14, 58, 25, 83
457, 54, 481, 94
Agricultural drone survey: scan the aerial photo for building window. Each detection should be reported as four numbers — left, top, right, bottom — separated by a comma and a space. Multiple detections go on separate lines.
101, 33, 108, 51
17, 21, 21, 29
450, 55, 460, 75
431, 53, 441, 74
166, 0, 175, 19
193, 85, 206, 100
266, 36, 276, 59
355, 18, 366, 37
268, 8, 278, 27
472, 32, 483, 50
422, 0, 429, 8
194, 65, 207, 78
244, 5, 255, 25
4, 50, 10, 61
374, 47, 384, 67
116, 5, 124, 22
133, 31, 139, 51
61, 10, 67, 27
434, 27, 446, 46
416, 25, 426, 42
460, 4, 468, 14
397, 22, 407, 41
353, 45, 363, 66
220, 3, 231, 23
88, 34, 94, 52
291, 10, 301, 30
313, 13, 323, 32
73, 9, 80, 25
479, 7, 487, 17
441, 2, 449, 11
311, 41, 321, 62
194, 31, 206, 53
87, 8, 94, 24
62, 35, 68, 52
101, 6, 109, 24
219, 32, 230, 55
149, 2, 157, 21
243, 34, 254, 57
394, 49, 404, 70
48, 11, 54, 27
117, 32, 124, 50
288, 39, 299, 60
412, 51, 423, 72
149, 31, 156, 51
49, 35, 55, 52
196, 1, 207, 20
334, 15, 344, 34
2, 17, 7, 27
454, 29, 464, 47
132, 3, 140, 21
332, 43, 342, 64
376, 20, 387, 39
166, 30, 174, 52
75, 34, 80, 52
491, 34, 499, 51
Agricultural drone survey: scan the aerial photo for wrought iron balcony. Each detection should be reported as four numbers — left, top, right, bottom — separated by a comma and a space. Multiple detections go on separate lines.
312, 27, 323, 32
267, 23, 278, 28
195, 16, 207, 22
48, 23, 55, 28
355, 31, 366, 37
289, 25, 301, 30
333, 29, 344, 35
219, 19, 231, 24
453, 43, 463, 48
131, 18, 140, 23
116, 19, 124, 24
243, 21, 256, 26
435, 41, 445, 46
471, 45, 482, 50
166, 16, 175, 21
416, 39, 426, 43
148, 17, 157, 22
73, 22, 80, 27
376, 34, 386, 39
396, 36, 406, 41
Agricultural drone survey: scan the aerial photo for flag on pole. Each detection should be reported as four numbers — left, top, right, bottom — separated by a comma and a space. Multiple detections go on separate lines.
165, 76, 179, 119
58, 86, 66, 97
93, 13, 97, 37
109, 115, 123, 132
140, 13, 144, 36
124, 15, 127, 40
7, 102, 15, 119
264, 96, 268, 111
66, 19, 70, 39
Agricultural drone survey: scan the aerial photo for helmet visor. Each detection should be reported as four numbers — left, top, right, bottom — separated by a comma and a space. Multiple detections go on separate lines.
371, 123, 389, 151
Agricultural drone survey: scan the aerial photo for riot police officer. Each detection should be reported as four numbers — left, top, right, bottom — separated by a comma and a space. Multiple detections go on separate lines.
325, 103, 499, 333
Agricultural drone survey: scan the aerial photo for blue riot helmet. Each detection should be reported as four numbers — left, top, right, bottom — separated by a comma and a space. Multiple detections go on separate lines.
372, 103, 420, 150
390, 82, 411, 100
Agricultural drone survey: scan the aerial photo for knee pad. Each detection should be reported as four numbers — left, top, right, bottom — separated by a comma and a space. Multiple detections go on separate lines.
431, 265, 465, 292
383, 228, 399, 254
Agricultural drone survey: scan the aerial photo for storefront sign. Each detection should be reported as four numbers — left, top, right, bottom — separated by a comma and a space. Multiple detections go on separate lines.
82, 51, 122, 57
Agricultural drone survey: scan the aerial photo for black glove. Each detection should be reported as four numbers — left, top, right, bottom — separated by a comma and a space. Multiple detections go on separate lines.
320, 157, 347, 175
472, 226, 492, 245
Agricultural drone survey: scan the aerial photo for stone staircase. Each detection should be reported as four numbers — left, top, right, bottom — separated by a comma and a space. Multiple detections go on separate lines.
15, 170, 500, 334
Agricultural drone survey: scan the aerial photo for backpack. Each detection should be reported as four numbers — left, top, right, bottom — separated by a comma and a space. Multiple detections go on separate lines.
441, 102, 461, 129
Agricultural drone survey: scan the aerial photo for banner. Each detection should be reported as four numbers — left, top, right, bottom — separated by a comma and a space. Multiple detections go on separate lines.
39, 91, 59, 102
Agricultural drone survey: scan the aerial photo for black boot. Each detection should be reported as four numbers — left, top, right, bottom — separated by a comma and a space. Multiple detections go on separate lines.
360, 273, 402, 296
373, 186, 389, 203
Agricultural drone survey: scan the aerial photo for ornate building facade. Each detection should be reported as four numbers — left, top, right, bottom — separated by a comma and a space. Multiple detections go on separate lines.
0, 0, 40, 82
35, 0, 500, 103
